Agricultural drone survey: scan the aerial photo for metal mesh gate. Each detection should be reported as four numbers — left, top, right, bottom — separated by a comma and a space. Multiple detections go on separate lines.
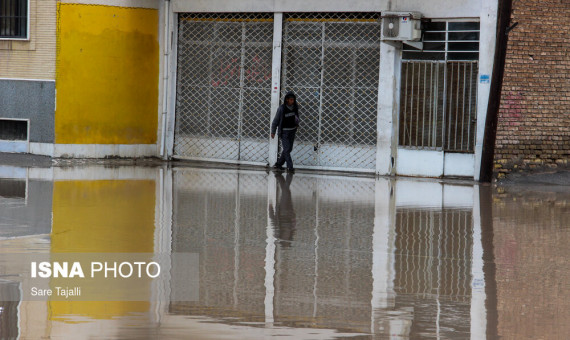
400, 21, 480, 153
281, 13, 381, 170
175, 13, 274, 163
399, 61, 478, 152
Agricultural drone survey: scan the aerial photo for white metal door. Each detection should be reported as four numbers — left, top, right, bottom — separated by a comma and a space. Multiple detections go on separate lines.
397, 21, 480, 177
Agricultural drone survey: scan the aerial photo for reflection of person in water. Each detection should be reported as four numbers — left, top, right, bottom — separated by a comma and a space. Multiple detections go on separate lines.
268, 172, 296, 247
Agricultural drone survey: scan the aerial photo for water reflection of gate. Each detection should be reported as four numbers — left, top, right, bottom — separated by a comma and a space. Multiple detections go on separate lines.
393, 208, 474, 337
169, 170, 486, 338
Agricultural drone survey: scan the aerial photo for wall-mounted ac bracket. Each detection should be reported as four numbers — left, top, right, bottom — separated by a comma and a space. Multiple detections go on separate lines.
403, 41, 423, 49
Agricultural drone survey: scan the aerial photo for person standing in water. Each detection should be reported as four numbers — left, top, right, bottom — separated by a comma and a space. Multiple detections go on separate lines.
271, 91, 299, 173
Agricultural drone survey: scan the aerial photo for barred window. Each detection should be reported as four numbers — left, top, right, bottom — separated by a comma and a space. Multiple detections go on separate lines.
0, 0, 28, 39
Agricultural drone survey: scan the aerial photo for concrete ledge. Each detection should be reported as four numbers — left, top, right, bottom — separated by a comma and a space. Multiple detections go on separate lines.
0, 152, 53, 168
54, 144, 158, 158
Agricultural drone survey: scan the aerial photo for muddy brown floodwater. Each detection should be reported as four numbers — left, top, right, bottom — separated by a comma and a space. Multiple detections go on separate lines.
0, 160, 568, 339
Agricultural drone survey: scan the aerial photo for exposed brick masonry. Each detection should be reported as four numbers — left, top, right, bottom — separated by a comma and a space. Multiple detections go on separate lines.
494, 0, 570, 178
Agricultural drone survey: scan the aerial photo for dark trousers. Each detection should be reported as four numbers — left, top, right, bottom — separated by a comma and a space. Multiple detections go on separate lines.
277, 129, 296, 169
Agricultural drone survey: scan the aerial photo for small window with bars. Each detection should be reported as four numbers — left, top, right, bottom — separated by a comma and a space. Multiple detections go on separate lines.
0, 0, 28, 39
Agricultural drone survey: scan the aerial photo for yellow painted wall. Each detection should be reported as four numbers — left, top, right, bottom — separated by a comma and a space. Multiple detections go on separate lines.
50, 179, 156, 319
56, 4, 159, 144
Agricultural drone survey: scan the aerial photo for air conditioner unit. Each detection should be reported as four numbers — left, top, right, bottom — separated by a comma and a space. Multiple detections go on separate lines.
381, 12, 422, 41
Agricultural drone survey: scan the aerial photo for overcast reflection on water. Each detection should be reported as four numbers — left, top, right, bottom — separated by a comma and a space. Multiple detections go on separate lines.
0, 164, 568, 339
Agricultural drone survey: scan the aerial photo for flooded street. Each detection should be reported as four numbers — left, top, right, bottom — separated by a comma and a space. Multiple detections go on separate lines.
0, 162, 568, 339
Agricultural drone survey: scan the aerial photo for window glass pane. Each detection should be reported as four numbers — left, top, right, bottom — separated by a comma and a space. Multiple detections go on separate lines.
449, 42, 479, 52
424, 41, 446, 51
448, 52, 479, 61
449, 31, 479, 41
402, 51, 445, 61
424, 21, 446, 31
449, 22, 480, 31
424, 32, 446, 41
0, 120, 27, 141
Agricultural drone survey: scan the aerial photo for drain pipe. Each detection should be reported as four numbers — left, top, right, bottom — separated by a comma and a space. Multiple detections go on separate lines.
159, 0, 171, 159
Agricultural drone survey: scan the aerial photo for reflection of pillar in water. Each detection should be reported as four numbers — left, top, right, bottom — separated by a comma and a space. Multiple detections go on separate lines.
264, 174, 277, 326
313, 177, 319, 318
152, 168, 174, 323
371, 178, 405, 335
479, 185, 498, 339
470, 185, 487, 339
233, 173, 241, 309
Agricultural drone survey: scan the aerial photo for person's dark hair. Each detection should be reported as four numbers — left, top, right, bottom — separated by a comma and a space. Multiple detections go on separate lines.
284, 91, 296, 104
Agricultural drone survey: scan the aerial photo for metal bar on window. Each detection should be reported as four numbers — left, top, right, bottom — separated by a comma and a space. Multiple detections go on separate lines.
428, 63, 434, 147
467, 62, 474, 151
444, 63, 452, 150
403, 62, 409, 145
461, 63, 467, 150
415, 63, 421, 146
455, 63, 460, 150
421, 63, 427, 146
410, 63, 415, 146
433, 63, 440, 147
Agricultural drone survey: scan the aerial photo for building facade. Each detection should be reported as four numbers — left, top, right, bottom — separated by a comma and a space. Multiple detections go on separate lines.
0, 0, 161, 158
165, 0, 497, 180
0, 0, 57, 154
1, 0, 566, 179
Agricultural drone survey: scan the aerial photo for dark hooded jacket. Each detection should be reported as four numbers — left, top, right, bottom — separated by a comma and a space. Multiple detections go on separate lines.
271, 91, 299, 135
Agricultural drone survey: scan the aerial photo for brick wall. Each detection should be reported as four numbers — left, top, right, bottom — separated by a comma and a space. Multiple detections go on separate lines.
494, 0, 570, 178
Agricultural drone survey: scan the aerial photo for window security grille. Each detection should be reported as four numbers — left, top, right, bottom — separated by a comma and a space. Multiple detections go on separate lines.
399, 22, 479, 152
0, 0, 27, 39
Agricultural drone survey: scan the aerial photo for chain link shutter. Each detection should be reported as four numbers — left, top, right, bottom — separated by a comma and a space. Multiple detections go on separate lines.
175, 13, 274, 163
175, 13, 381, 171
281, 13, 381, 170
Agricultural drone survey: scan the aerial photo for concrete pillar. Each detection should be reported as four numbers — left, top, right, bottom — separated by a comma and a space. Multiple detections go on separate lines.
376, 42, 401, 176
